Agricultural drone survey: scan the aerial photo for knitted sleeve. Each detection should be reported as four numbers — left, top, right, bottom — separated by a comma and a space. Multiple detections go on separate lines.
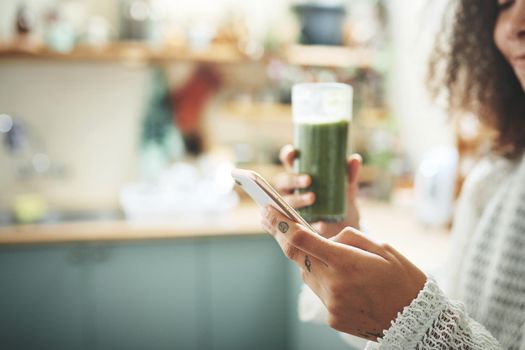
370, 278, 502, 349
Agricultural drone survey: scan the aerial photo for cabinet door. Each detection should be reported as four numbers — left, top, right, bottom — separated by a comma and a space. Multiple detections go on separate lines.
92, 240, 199, 350
0, 245, 87, 350
207, 236, 289, 350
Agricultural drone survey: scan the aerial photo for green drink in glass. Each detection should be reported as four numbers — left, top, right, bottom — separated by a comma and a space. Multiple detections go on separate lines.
292, 83, 353, 222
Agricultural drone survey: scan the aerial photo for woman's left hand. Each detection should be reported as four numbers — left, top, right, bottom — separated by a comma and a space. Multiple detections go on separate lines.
261, 206, 427, 341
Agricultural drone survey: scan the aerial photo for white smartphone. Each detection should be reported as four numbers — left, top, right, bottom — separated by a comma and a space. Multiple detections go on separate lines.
231, 168, 316, 233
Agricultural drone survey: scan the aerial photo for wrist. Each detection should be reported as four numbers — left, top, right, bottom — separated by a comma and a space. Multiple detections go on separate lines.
378, 277, 445, 347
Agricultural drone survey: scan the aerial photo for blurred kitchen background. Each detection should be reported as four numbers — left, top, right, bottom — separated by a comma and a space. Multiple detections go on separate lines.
0, 0, 485, 349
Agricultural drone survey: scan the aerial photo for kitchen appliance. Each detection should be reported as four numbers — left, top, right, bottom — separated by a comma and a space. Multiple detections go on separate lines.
414, 146, 458, 227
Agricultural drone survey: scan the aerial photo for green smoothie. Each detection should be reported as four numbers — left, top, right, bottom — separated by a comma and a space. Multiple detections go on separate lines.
294, 119, 349, 222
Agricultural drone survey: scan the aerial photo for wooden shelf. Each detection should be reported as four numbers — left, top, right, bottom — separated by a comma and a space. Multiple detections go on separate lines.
284, 44, 375, 69
0, 42, 376, 68
209, 101, 293, 147
218, 101, 292, 122
0, 42, 249, 64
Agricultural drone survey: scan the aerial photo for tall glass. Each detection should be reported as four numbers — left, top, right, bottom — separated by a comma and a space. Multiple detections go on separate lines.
292, 83, 353, 222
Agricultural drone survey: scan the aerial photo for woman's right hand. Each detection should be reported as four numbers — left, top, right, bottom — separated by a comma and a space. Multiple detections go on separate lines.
275, 144, 362, 239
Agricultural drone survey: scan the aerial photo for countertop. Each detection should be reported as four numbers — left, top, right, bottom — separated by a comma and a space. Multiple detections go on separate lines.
0, 200, 450, 270
0, 204, 264, 245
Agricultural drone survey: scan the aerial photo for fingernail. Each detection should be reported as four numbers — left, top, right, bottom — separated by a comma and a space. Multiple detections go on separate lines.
303, 193, 314, 203
299, 175, 310, 186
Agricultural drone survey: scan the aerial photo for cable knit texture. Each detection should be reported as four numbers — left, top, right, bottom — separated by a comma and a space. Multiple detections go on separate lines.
371, 278, 501, 349
375, 153, 525, 349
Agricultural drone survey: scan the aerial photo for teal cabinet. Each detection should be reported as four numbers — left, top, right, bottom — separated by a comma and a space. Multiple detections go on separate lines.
207, 237, 288, 350
0, 235, 352, 350
0, 245, 87, 350
91, 240, 199, 350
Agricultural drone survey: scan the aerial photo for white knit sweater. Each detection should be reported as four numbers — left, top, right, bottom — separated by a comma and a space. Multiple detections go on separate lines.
299, 153, 525, 349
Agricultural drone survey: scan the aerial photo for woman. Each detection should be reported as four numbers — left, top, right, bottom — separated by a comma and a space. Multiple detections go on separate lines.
261, 0, 525, 348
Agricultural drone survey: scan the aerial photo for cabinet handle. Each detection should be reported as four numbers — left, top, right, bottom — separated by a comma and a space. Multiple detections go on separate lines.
67, 245, 89, 265
67, 245, 111, 264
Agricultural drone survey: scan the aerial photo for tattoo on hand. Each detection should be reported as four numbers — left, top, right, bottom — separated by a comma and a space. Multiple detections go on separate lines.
278, 221, 289, 233
304, 255, 312, 272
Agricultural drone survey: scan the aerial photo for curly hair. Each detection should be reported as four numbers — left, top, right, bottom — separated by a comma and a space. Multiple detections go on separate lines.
428, 0, 525, 158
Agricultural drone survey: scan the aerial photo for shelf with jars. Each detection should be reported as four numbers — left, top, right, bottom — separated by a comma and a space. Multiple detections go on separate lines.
0, 41, 378, 69
0, 42, 247, 65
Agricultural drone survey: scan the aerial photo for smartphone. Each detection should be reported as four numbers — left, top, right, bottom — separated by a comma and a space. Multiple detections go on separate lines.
231, 168, 316, 233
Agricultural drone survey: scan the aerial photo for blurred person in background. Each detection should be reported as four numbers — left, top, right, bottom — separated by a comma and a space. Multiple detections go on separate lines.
261, 0, 525, 348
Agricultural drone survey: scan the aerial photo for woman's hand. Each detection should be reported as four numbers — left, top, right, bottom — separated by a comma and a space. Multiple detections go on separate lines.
275, 144, 362, 239
261, 206, 427, 341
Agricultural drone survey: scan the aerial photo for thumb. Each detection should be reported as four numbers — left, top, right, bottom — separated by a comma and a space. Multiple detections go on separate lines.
332, 227, 391, 260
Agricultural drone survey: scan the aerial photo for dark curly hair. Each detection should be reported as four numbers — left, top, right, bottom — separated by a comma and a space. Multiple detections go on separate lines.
428, 0, 525, 158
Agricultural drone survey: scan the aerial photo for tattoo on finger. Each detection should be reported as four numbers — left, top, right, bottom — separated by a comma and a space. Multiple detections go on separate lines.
304, 255, 312, 272
278, 221, 289, 233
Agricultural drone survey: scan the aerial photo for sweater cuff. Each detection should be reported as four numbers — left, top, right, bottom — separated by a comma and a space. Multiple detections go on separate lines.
378, 277, 448, 349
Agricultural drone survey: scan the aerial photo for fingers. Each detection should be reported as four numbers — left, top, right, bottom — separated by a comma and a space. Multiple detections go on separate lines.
274, 168, 314, 209
271, 226, 326, 276
261, 208, 328, 281
347, 154, 362, 203
331, 227, 392, 261
275, 146, 314, 209
262, 206, 334, 266
347, 154, 362, 185
279, 144, 297, 171
275, 172, 311, 194
283, 193, 315, 209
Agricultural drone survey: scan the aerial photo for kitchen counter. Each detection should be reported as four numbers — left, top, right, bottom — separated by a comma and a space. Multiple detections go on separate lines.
0, 204, 263, 245
0, 199, 452, 350
0, 199, 450, 269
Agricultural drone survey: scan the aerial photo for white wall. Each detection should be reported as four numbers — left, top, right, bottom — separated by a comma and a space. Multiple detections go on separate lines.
0, 62, 148, 210
388, 0, 453, 166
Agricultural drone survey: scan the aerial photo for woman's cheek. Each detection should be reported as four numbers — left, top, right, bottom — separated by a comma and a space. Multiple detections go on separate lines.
493, 9, 520, 64
493, 16, 508, 60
